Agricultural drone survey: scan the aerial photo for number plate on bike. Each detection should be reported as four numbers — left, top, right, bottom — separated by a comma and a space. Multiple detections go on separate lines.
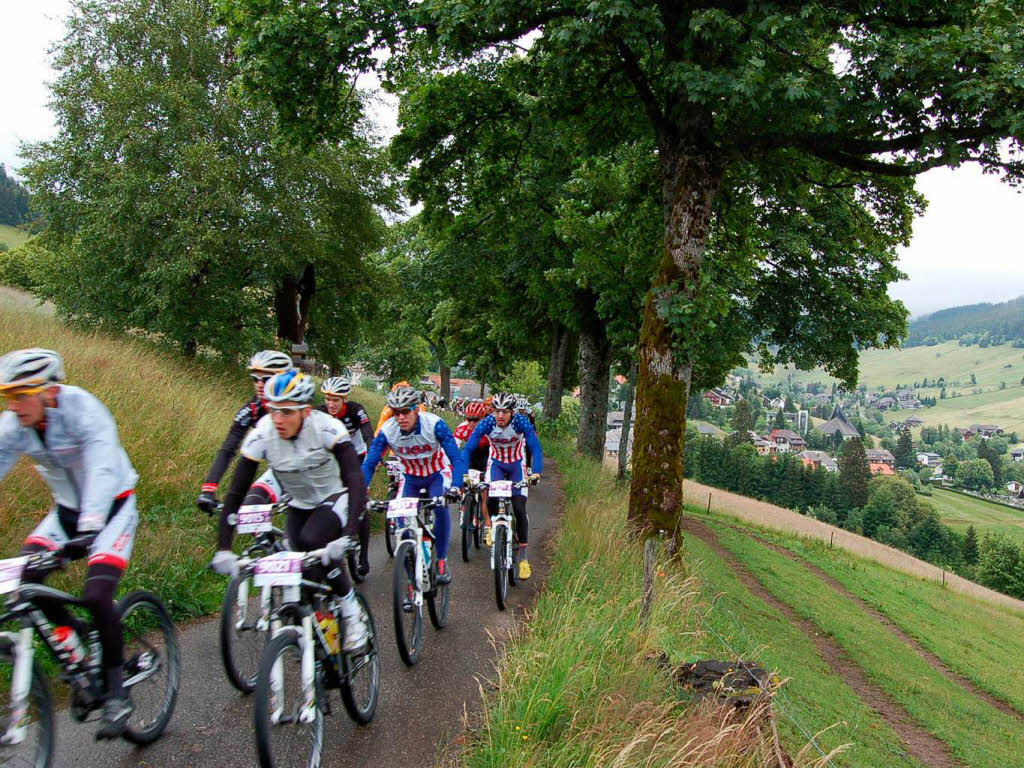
467, 469, 482, 483
253, 552, 304, 587
236, 504, 274, 534
386, 497, 419, 519
0, 556, 27, 594
386, 461, 403, 477
490, 480, 514, 498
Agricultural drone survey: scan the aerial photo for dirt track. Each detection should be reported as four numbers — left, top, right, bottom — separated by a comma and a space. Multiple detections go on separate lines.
683, 480, 1024, 614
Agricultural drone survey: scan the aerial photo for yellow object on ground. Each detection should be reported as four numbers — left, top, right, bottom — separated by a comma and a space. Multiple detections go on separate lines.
518, 559, 531, 580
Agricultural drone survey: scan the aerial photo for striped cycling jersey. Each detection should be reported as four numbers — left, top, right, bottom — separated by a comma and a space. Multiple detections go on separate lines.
378, 412, 451, 477
462, 413, 544, 474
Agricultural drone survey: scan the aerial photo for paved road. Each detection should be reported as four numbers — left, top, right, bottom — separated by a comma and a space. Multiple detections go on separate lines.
54, 477, 560, 767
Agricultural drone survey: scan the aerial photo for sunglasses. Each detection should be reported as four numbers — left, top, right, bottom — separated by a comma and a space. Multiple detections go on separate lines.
394, 408, 415, 416
467, 417, 480, 423
250, 374, 274, 382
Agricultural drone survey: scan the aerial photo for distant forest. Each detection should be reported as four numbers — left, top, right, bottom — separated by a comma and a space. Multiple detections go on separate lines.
0, 165, 31, 227
907, 296, 1024, 347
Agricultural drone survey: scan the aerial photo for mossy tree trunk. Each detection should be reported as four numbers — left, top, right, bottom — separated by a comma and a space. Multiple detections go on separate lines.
627, 135, 721, 550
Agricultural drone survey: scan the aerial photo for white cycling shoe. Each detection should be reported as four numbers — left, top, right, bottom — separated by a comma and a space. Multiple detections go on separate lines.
342, 614, 370, 653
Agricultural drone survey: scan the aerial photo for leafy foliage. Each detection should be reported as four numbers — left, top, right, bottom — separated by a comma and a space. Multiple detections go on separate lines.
0, 166, 32, 227
908, 296, 1024, 347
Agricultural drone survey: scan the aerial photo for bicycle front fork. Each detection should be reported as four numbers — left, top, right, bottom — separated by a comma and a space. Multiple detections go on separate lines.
1, 627, 35, 745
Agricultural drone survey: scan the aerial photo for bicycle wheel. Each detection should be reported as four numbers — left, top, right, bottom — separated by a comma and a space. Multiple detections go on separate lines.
346, 549, 364, 585
460, 500, 472, 563
339, 593, 380, 725
391, 541, 422, 666
494, 525, 509, 611
508, 531, 519, 587
254, 629, 324, 768
473, 499, 482, 549
426, 558, 451, 630
117, 590, 180, 745
0, 639, 54, 768
220, 570, 266, 693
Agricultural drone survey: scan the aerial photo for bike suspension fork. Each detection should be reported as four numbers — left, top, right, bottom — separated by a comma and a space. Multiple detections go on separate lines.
1, 627, 35, 745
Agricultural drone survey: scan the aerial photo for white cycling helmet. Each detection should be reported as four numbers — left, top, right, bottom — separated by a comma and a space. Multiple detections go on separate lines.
387, 386, 421, 410
248, 349, 294, 375
264, 371, 316, 406
516, 396, 531, 411
492, 392, 516, 411
321, 376, 352, 396
0, 348, 65, 393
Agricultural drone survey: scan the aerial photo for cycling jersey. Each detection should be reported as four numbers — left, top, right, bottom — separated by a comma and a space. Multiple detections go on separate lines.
463, 413, 544, 474
318, 399, 373, 456
239, 410, 352, 510
202, 396, 267, 493
363, 412, 466, 487
0, 385, 138, 532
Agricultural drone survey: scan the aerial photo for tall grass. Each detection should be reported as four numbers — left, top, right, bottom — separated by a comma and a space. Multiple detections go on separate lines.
0, 290, 388, 619
462, 441, 843, 768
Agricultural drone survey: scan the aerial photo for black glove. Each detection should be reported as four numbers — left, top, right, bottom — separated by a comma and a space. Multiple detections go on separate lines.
61, 535, 96, 561
196, 490, 218, 515
444, 487, 463, 502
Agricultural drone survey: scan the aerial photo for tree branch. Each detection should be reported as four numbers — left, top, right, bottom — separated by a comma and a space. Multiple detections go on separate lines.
616, 41, 671, 140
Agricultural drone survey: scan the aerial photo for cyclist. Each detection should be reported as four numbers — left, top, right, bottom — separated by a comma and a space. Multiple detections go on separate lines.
362, 386, 465, 584
516, 396, 537, 429
0, 348, 138, 738
196, 350, 294, 540
319, 376, 373, 576
461, 392, 543, 580
454, 400, 490, 471
212, 371, 370, 652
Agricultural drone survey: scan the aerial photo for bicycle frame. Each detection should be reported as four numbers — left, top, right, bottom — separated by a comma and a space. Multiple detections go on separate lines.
485, 481, 529, 570
391, 501, 441, 595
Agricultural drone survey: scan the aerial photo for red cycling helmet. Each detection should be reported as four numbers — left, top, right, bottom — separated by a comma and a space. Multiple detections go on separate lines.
466, 401, 488, 419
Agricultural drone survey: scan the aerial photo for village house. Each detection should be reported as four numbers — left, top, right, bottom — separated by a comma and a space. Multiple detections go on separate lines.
1007, 481, 1024, 496
797, 450, 839, 473
703, 388, 735, 408
1012, 449, 1024, 462
694, 423, 724, 438
866, 448, 896, 466
762, 395, 786, 411
751, 432, 774, 456
902, 415, 925, 429
917, 452, 942, 468
969, 424, 1004, 439
817, 405, 860, 442
875, 396, 896, 411
869, 461, 897, 476
770, 428, 806, 453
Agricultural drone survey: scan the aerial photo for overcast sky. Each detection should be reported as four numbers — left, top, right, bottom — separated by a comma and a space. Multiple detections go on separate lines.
4, 1, 1024, 319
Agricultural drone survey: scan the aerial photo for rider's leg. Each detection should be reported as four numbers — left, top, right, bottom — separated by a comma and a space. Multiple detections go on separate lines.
511, 496, 529, 558
357, 455, 370, 573
429, 472, 451, 561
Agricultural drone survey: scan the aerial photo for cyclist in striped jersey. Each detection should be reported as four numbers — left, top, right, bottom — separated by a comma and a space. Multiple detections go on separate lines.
362, 386, 465, 584
461, 392, 543, 580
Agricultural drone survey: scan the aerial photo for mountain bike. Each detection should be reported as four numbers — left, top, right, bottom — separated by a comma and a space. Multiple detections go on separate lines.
488, 477, 538, 611
0, 539, 180, 766
369, 492, 453, 666
382, 460, 403, 558
218, 499, 289, 693
252, 541, 380, 768
460, 470, 485, 562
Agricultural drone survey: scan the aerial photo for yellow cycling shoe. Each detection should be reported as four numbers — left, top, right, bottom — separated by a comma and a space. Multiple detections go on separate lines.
518, 559, 532, 581
484, 527, 493, 547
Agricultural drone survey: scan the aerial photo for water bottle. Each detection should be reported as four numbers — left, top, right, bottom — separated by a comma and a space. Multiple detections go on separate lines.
52, 625, 86, 666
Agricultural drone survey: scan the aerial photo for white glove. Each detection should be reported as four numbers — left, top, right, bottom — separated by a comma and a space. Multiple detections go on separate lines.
210, 550, 238, 576
321, 536, 354, 567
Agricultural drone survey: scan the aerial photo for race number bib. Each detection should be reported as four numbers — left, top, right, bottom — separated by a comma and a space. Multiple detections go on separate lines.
236, 504, 274, 534
253, 552, 304, 587
467, 469, 482, 483
490, 480, 514, 498
386, 461, 403, 478
0, 557, 27, 595
387, 497, 419, 519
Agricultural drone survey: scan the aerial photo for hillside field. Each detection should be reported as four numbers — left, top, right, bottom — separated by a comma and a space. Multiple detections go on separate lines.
0, 225, 30, 250
928, 487, 1024, 544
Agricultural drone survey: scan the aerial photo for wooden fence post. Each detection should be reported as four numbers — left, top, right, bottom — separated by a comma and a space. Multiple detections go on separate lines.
707, 492, 712, 515
640, 538, 658, 626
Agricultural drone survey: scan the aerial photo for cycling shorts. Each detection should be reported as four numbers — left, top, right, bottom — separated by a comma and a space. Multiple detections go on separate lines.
24, 492, 139, 570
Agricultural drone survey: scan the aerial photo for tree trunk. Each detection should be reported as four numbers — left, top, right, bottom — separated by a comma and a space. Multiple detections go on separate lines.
440, 362, 451, 402
275, 264, 316, 344
543, 322, 571, 421
627, 136, 721, 549
618, 359, 638, 482
576, 308, 612, 459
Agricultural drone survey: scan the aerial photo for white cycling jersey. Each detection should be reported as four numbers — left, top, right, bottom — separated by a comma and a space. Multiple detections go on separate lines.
240, 409, 350, 510
0, 385, 138, 531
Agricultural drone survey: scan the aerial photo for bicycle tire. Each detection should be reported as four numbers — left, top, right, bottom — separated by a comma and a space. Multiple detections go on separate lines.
460, 499, 472, 563
220, 570, 265, 693
347, 549, 364, 585
0, 641, 54, 768
339, 593, 380, 725
494, 525, 509, 611
117, 590, 180, 745
254, 628, 324, 768
392, 541, 422, 666
473, 497, 482, 549
426, 556, 451, 630
384, 519, 397, 559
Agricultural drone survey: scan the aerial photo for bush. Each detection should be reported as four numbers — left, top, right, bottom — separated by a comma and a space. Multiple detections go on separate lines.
539, 395, 581, 439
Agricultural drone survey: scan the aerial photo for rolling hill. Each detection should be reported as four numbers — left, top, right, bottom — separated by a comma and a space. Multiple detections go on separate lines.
0, 224, 30, 250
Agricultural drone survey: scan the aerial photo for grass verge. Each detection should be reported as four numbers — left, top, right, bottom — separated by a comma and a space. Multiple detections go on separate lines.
462, 442, 921, 767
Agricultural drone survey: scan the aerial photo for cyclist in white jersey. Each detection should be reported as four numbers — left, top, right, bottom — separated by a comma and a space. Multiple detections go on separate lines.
214, 372, 370, 651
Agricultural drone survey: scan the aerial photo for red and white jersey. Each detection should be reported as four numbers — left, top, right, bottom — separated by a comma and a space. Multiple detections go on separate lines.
380, 412, 450, 477
487, 416, 529, 463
